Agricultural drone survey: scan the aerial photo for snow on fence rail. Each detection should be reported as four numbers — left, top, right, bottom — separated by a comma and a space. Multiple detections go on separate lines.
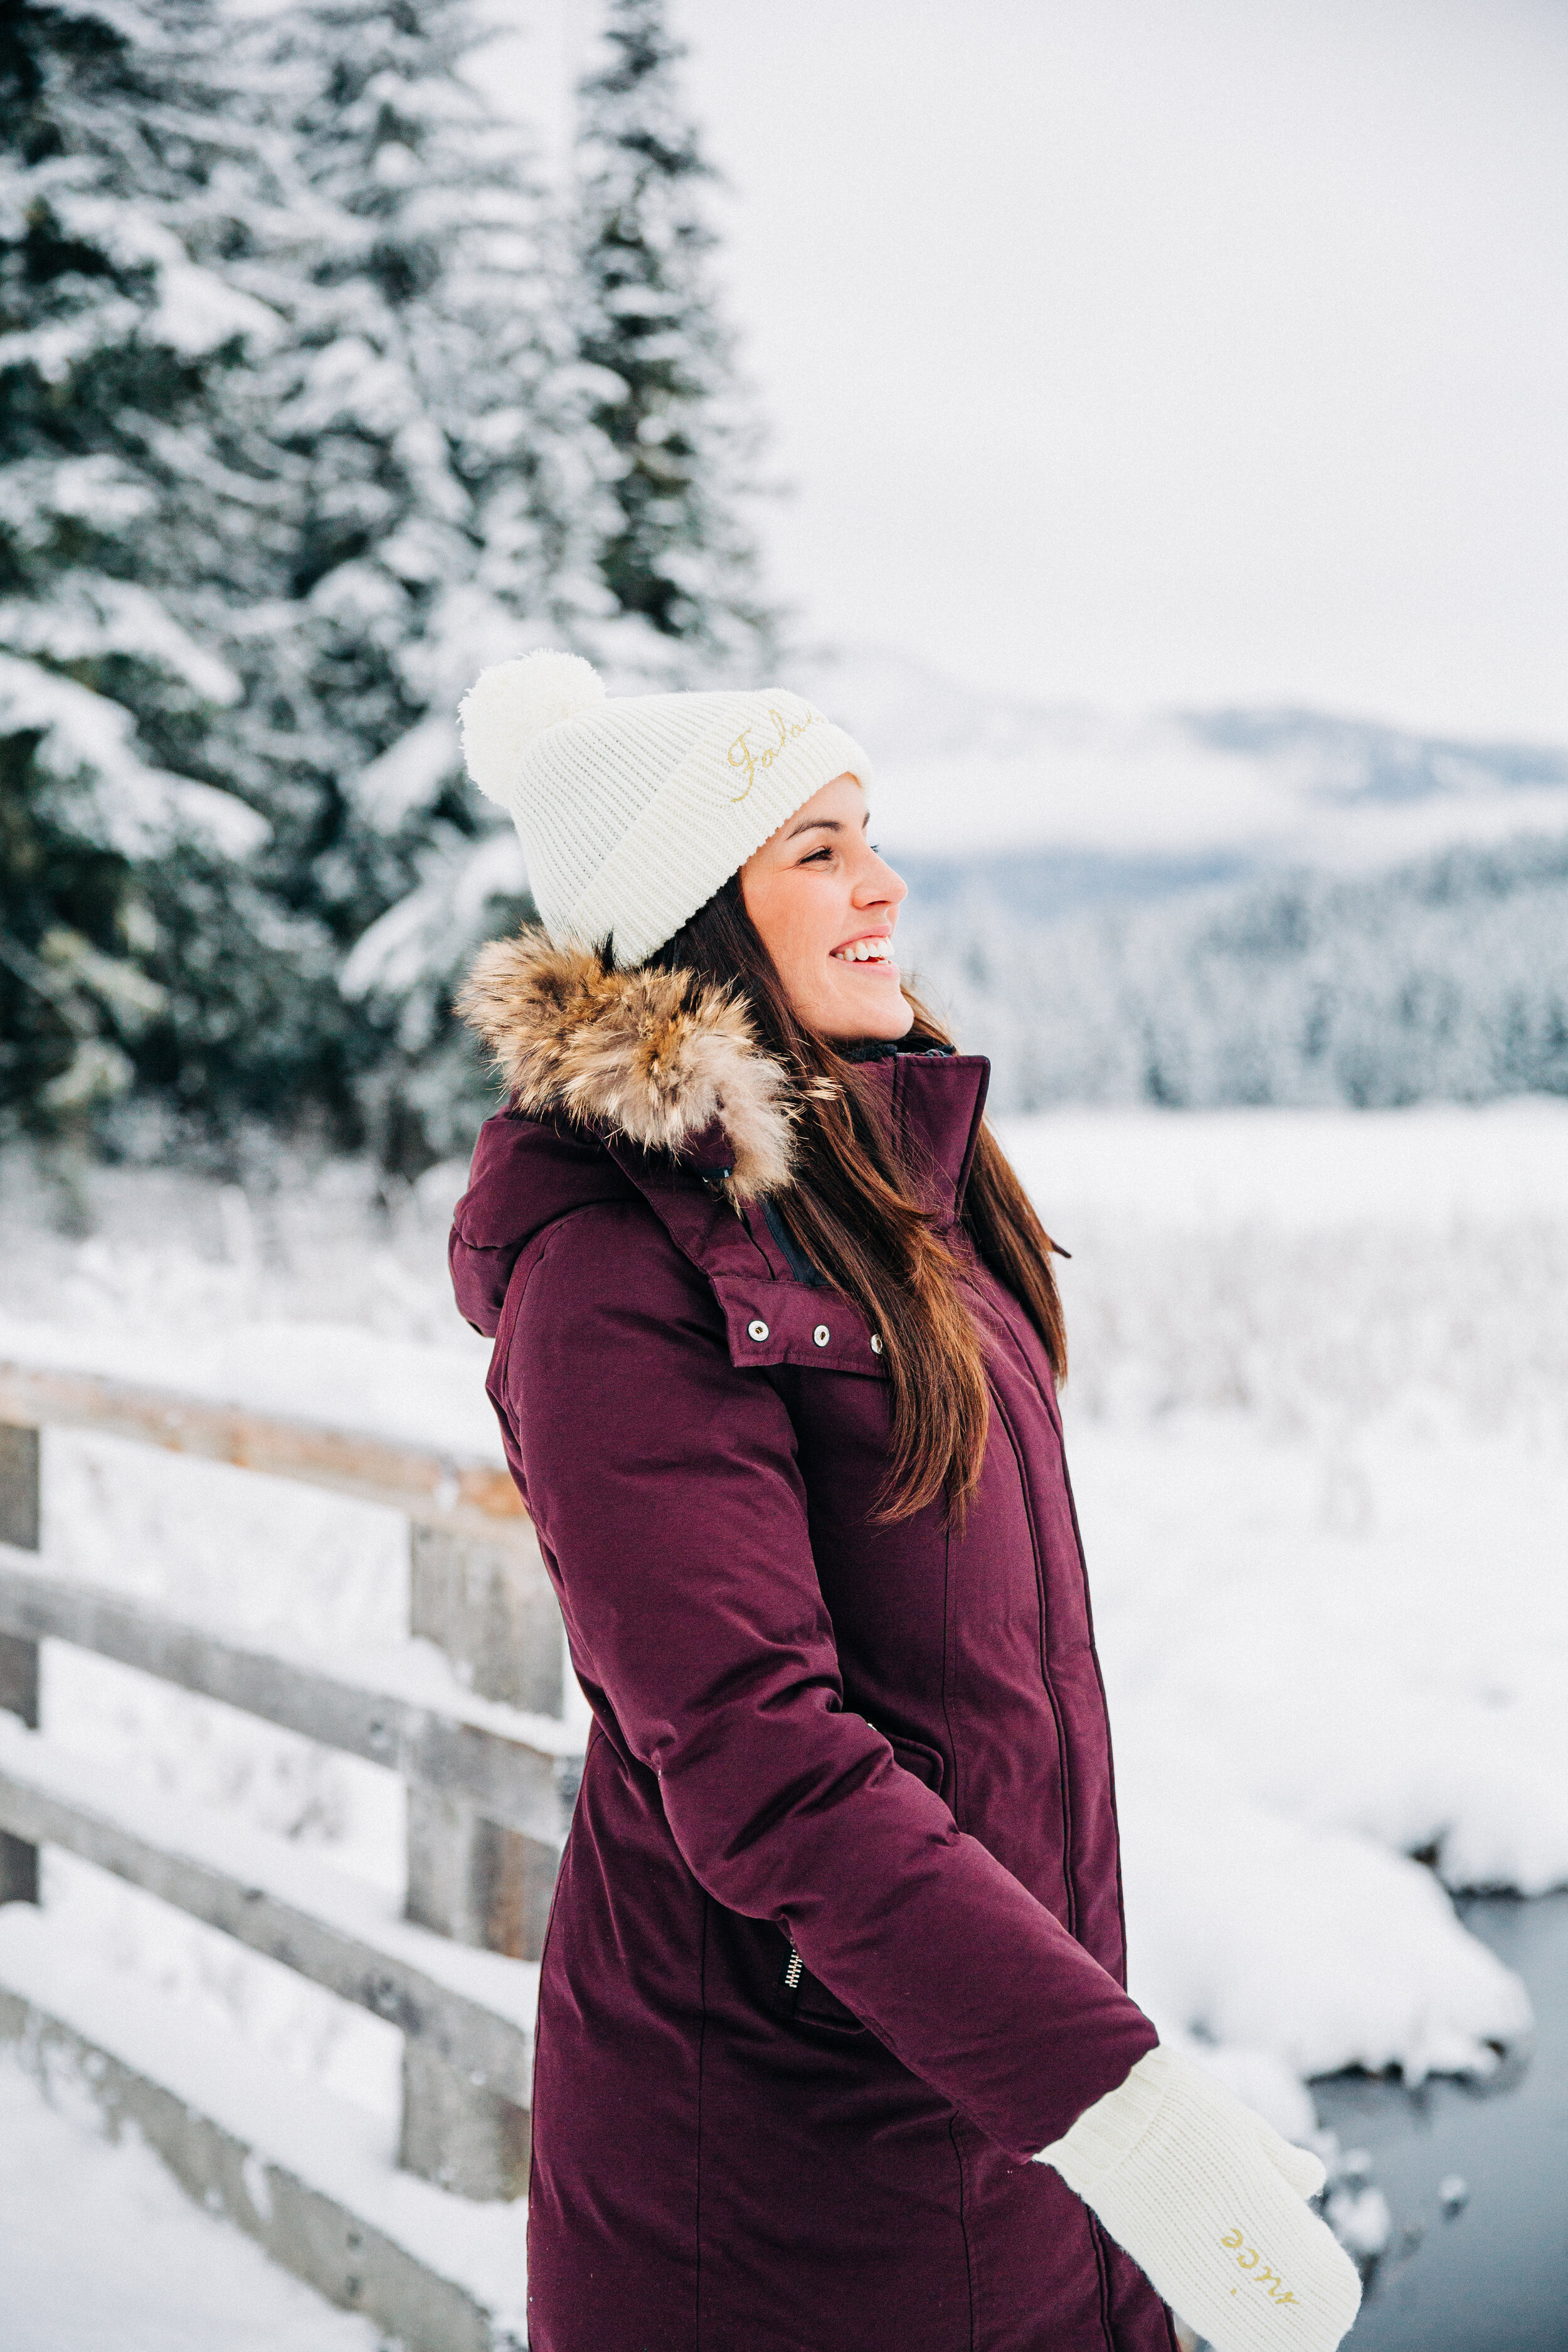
0, 1364, 576, 2352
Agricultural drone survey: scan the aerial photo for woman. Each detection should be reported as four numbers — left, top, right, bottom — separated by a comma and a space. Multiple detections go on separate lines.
449, 652, 1359, 2352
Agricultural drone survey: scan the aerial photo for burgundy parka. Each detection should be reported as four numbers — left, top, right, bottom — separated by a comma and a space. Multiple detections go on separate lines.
450, 933, 1179, 2352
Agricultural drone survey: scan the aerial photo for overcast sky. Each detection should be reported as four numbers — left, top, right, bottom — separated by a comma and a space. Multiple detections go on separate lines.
511, 1, 1568, 742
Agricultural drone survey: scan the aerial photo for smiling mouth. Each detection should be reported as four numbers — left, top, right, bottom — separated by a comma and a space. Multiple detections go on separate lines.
830, 937, 896, 966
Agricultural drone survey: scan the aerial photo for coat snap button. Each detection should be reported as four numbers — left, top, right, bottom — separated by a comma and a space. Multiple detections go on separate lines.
870, 1335, 883, 1354
813, 1324, 830, 1347
746, 1318, 770, 1342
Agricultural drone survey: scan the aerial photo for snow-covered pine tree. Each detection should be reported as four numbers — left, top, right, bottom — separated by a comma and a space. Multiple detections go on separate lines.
572, 0, 773, 678
336, 0, 788, 1167
237, 0, 625, 1167
0, 0, 342, 1152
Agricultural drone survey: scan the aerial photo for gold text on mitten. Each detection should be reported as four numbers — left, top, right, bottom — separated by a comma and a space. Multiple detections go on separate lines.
1221, 2228, 1300, 2306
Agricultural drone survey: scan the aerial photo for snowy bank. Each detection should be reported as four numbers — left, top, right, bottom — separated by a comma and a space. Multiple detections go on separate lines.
1002, 1104, 1567, 2124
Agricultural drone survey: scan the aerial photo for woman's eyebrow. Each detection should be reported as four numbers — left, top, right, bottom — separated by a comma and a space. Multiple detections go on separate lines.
785, 810, 872, 841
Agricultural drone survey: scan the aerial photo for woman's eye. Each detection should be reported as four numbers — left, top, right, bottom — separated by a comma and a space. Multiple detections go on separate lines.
802, 847, 833, 864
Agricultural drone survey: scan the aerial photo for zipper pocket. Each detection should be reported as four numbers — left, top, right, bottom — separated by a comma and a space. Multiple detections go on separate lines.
776, 1935, 867, 2034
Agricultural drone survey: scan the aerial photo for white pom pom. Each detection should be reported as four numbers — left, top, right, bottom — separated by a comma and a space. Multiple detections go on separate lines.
458, 650, 607, 804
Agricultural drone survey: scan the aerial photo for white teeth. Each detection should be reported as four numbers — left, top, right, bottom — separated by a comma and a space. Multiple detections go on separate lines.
834, 938, 891, 963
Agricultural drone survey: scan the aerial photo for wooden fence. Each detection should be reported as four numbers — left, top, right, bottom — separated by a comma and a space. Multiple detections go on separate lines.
0, 1360, 580, 2352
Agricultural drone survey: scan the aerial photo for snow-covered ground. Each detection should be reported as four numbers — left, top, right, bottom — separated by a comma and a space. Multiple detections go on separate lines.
1, 1102, 1565, 2336
0, 2055, 389, 2352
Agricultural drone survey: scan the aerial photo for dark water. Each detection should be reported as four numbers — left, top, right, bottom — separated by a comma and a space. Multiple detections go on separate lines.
1311, 1892, 1568, 2352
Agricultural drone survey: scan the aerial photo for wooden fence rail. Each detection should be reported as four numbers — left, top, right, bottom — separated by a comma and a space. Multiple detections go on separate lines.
0, 1365, 580, 2349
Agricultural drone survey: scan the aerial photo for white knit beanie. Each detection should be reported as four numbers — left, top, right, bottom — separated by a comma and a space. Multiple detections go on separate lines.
457, 650, 872, 968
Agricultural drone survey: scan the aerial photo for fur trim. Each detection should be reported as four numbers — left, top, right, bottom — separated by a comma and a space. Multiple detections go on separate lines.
456, 930, 797, 1199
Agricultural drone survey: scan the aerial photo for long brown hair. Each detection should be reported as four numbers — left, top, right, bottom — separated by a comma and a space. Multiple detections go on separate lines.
649, 877, 1067, 1524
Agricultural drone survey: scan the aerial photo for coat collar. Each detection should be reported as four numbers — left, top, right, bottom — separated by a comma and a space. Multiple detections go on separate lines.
876, 1049, 990, 1217
457, 928, 987, 1210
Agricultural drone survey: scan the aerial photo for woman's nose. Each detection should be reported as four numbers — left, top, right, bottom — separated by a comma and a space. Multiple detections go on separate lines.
857, 852, 908, 908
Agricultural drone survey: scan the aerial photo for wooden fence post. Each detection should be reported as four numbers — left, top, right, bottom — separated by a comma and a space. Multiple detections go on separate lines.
0, 1424, 41, 1905
398, 1517, 569, 2199
409, 1520, 562, 1717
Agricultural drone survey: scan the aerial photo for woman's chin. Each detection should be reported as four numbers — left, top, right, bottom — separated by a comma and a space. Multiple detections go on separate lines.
820, 974, 915, 1042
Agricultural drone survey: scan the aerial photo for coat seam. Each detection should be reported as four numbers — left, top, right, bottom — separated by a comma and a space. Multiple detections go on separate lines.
1059, 1442, 1136, 1989
1088, 2212, 1118, 2352
1012, 1312, 1138, 1995
940, 1504, 963, 1829
499, 1199, 627, 1364
526, 1724, 593, 2159
948, 2116, 978, 2352
477, 1187, 628, 1279
493, 1207, 624, 1470
991, 1384, 1078, 1936
696, 1890, 709, 2349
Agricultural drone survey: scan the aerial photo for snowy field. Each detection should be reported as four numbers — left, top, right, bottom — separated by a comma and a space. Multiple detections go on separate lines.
1, 1099, 1565, 2335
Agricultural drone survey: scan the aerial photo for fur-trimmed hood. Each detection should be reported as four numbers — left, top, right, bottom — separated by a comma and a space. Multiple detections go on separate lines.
456, 928, 796, 1199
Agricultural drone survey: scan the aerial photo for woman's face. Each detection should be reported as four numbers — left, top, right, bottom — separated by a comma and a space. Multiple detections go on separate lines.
739, 773, 914, 1041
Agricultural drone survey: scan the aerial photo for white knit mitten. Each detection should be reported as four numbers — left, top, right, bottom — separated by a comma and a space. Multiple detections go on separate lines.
1034, 2047, 1362, 2352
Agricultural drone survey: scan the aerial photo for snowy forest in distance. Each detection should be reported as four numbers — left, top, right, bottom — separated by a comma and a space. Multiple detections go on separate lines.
4, 0, 1568, 1169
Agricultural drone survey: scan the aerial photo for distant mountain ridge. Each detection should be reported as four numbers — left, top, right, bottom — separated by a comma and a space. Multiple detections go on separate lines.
799, 647, 1568, 902
1179, 704, 1568, 805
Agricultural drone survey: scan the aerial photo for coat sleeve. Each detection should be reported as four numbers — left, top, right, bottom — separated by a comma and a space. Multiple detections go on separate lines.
499, 1200, 1159, 2161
